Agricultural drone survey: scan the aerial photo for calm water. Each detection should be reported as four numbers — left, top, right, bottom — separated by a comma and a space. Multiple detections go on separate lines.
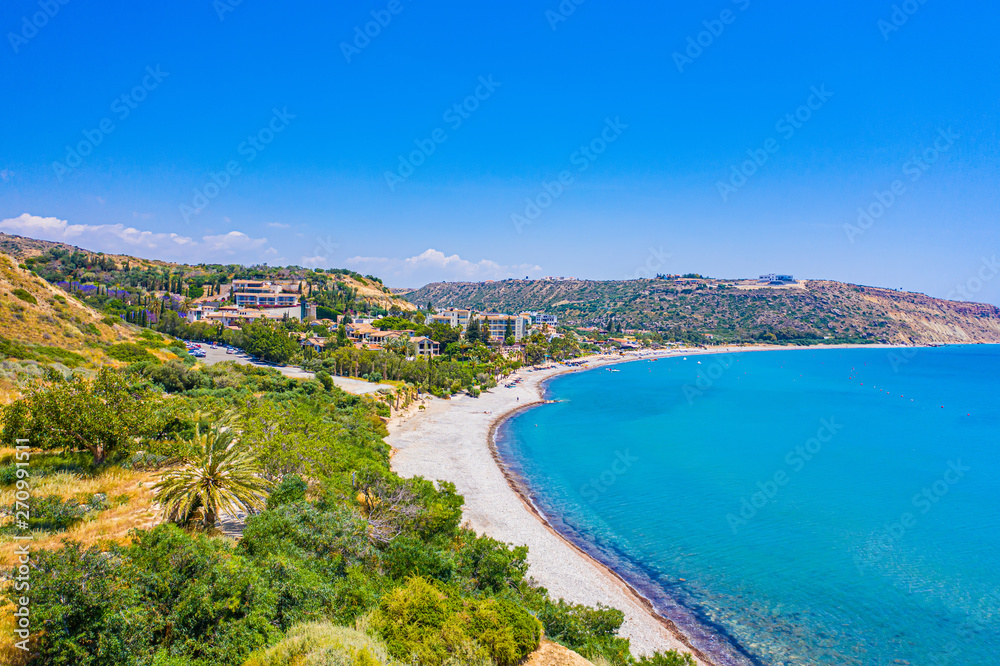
495, 346, 1000, 666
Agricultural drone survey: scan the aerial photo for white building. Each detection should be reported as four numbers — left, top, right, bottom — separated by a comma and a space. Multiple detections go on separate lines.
231, 279, 299, 308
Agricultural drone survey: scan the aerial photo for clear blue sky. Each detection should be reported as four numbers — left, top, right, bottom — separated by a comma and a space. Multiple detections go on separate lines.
1, 0, 998, 303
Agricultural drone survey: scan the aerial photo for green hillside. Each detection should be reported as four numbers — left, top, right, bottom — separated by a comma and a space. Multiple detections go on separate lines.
405, 277, 1000, 346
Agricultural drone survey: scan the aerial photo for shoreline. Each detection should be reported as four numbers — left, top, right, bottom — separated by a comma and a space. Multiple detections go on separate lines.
385, 342, 931, 663
484, 396, 724, 666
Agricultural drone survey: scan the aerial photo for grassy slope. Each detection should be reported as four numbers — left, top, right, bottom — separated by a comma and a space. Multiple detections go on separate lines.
0, 252, 143, 399
0, 231, 416, 313
405, 278, 1000, 345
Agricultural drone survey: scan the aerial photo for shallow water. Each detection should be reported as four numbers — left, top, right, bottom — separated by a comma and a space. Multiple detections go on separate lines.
495, 346, 1000, 665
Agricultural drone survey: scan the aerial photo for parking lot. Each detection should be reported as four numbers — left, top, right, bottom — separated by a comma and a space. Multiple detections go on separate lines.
186, 343, 388, 394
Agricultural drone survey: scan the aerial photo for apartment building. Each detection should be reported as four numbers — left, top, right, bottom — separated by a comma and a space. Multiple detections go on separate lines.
425, 308, 532, 342
410, 336, 440, 358
201, 305, 286, 327
231, 279, 300, 307
425, 308, 473, 330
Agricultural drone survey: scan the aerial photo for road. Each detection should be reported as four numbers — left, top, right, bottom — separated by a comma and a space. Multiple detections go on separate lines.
192, 343, 389, 394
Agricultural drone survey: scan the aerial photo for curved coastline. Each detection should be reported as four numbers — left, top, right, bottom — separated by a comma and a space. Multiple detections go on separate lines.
489, 367, 760, 666
386, 343, 919, 664
487, 401, 728, 666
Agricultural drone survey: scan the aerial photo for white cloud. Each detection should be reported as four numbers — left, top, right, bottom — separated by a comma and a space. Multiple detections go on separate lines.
267, 222, 291, 229
0, 169, 13, 182
0, 213, 275, 263
342, 248, 542, 286
202, 230, 269, 254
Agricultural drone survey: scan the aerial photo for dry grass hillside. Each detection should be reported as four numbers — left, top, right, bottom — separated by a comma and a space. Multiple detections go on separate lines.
0, 251, 141, 401
344, 274, 418, 312
0, 251, 127, 348
0, 231, 416, 313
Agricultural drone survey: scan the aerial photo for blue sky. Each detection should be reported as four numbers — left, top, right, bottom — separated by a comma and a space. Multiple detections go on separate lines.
1, 0, 997, 303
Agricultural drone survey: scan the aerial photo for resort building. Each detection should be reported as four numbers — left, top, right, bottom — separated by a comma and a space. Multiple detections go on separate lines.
759, 274, 795, 285
479, 313, 532, 342
185, 303, 220, 323
231, 279, 300, 308
410, 336, 440, 358
346, 323, 378, 342
424, 308, 532, 341
201, 305, 287, 327
426, 308, 473, 330
526, 311, 558, 326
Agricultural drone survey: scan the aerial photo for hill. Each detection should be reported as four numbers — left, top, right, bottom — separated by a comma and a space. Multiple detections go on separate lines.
0, 251, 144, 399
0, 232, 415, 314
404, 277, 1000, 346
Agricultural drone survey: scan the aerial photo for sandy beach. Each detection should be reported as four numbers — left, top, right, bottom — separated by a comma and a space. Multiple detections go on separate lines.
386, 343, 908, 663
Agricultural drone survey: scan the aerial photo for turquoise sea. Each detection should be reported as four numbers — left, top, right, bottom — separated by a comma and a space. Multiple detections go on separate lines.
495, 346, 1000, 666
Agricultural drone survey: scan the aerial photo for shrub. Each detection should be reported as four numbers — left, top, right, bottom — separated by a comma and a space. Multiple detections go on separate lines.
267, 475, 308, 509
243, 622, 390, 666
371, 577, 539, 666
107, 342, 156, 364
0, 493, 108, 533
636, 651, 698, 666
11, 288, 36, 305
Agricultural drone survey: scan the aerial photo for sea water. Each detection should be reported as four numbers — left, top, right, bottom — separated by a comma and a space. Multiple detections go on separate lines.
495, 346, 1000, 665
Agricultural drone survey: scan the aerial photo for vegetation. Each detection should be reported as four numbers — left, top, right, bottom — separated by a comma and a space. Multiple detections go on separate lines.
153, 415, 273, 529
1, 362, 697, 666
406, 277, 1000, 346
1, 368, 154, 464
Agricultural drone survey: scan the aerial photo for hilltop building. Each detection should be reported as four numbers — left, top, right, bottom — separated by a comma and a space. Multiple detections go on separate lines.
231, 279, 300, 308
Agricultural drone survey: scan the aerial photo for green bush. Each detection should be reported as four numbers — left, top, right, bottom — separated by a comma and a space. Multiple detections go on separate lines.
11, 288, 37, 305
371, 577, 539, 666
267, 475, 308, 509
0, 493, 108, 533
107, 342, 157, 364
243, 622, 390, 666
635, 651, 697, 666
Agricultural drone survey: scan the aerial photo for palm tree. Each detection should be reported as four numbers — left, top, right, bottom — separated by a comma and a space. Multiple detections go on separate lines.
154, 416, 272, 530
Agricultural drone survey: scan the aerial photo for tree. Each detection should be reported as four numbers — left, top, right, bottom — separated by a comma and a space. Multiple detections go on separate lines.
1, 368, 154, 465
504, 318, 514, 342
429, 322, 460, 346
153, 416, 272, 529
243, 320, 299, 364
465, 318, 481, 343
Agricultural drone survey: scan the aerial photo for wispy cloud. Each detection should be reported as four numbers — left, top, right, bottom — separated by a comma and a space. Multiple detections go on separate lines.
0, 213, 276, 263
335, 248, 542, 286
267, 222, 291, 229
